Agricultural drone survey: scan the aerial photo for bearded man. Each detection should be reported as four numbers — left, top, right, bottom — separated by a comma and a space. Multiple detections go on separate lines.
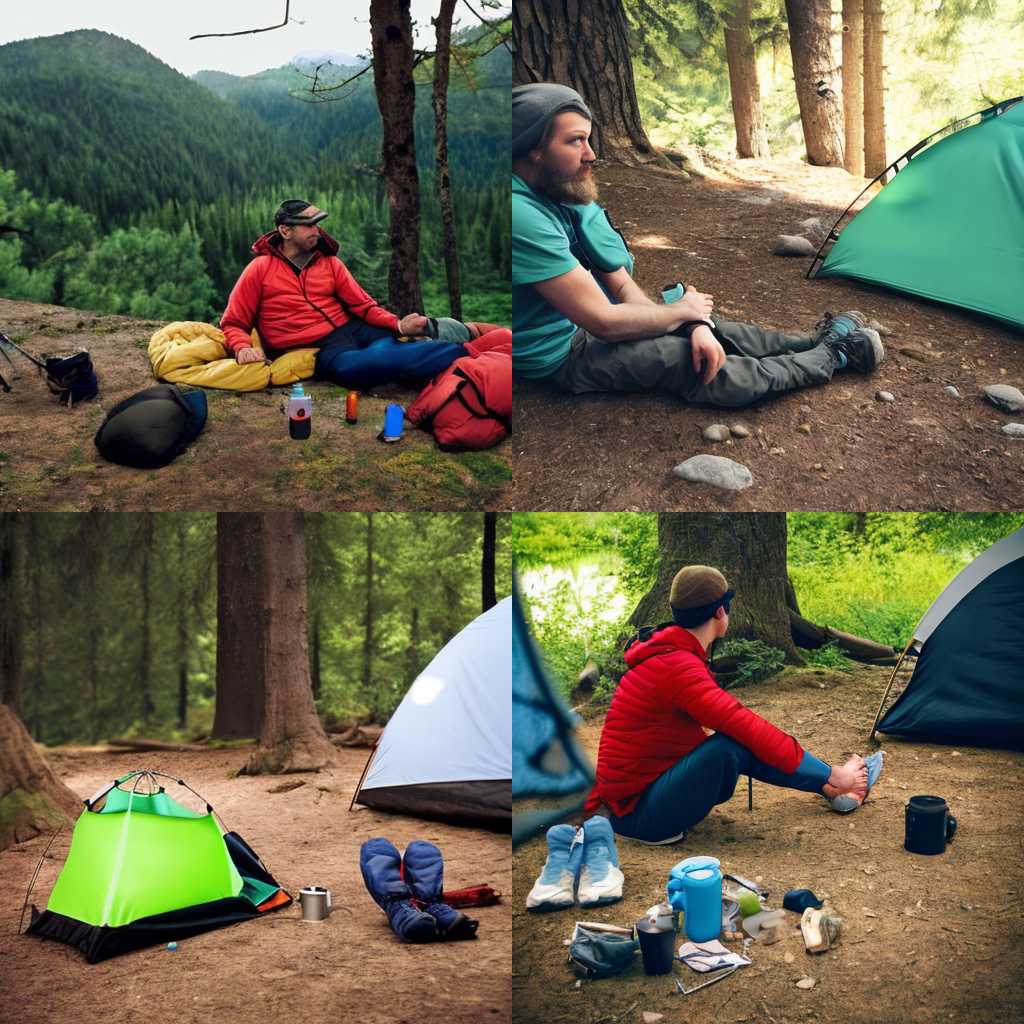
511, 84, 884, 407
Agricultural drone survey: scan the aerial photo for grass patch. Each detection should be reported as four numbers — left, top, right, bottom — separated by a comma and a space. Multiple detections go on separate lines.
457, 450, 511, 488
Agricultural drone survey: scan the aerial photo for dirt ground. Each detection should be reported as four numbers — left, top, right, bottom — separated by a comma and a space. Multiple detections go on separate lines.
510, 158, 1024, 510
512, 665, 1024, 1024
0, 744, 511, 1024
0, 298, 511, 511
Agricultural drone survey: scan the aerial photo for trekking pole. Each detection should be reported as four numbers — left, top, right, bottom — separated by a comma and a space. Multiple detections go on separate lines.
0, 330, 47, 370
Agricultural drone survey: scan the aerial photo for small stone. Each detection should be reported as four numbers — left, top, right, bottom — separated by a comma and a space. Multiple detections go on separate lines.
769, 446, 786, 455
784, 952, 795, 964
673, 454, 753, 491
943, 386, 961, 398
813, 462, 824, 470
952, 750, 962, 756
868, 319, 891, 336
984, 384, 1024, 413
772, 234, 816, 257
642, 1013, 664, 1023
799, 404, 812, 415
703, 423, 731, 442
796, 977, 816, 990
863, 909, 877, 917
798, 422, 812, 434
1002, 423, 1024, 437
729, 422, 751, 438
575, 980, 582, 990
875, 390, 895, 402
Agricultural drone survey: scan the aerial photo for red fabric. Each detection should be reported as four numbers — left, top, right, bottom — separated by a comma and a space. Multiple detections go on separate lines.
407, 328, 511, 451
220, 229, 399, 354
584, 626, 805, 817
441, 885, 502, 908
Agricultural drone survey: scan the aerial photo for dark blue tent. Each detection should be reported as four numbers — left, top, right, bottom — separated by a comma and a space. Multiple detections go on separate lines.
872, 527, 1024, 750
512, 582, 592, 845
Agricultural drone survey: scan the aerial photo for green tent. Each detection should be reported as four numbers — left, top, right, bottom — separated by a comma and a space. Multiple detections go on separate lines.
26, 770, 290, 962
811, 98, 1024, 329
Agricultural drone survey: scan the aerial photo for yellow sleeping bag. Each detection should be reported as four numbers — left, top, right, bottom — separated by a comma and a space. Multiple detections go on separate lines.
149, 322, 317, 391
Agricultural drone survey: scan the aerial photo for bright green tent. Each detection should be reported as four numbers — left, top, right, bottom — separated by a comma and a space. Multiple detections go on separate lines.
26, 770, 289, 962
812, 98, 1024, 329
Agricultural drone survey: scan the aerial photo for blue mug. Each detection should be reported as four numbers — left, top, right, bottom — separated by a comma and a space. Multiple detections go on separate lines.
667, 856, 722, 943
379, 403, 404, 442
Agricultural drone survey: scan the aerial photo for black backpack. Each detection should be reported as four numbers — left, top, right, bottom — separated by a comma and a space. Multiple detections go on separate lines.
94, 384, 207, 468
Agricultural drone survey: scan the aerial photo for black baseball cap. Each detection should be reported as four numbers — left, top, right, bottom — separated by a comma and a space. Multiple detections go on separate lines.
275, 199, 328, 226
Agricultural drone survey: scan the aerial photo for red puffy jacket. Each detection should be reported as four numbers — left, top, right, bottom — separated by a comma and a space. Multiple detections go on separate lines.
407, 328, 511, 451
584, 625, 805, 817
220, 230, 399, 354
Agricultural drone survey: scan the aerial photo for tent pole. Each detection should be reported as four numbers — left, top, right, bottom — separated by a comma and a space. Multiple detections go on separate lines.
868, 638, 916, 744
349, 743, 379, 812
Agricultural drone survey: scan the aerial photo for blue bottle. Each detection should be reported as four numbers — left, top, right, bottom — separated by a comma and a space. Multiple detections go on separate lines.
666, 856, 722, 942
380, 403, 404, 443
287, 383, 312, 440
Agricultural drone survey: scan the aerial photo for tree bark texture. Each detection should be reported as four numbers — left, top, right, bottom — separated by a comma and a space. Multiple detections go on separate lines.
630, 513, 804, 664
176, 518, 189, 730
784, 0, 845, 166
370, 0, 424, 314
244, 512, 334, 774
482, 512, 497, 611
213, 513, 263, 739
432, 0, 462, 319
0, 704, 80, 851
841, 0, 865, 176
863, 0, 887, 176
363, 513, 376, 717
724, 0, 770, 159
0, 514, 23, 716
512, 0, 671, 167
139, 514, 155, 726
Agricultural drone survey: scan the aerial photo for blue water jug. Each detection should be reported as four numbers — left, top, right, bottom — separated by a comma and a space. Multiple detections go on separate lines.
666, 856, 722, 942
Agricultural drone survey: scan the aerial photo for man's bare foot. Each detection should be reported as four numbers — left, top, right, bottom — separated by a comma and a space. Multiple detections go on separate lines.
822, 755, 868, 801
679, 287, 714, 322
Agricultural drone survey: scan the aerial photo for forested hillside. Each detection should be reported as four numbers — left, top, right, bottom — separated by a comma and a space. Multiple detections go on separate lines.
0, 26, 510, 323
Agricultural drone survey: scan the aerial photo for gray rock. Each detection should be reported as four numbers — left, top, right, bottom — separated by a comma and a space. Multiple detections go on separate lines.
673, 454, 753, 491
728, 422, 751, 438
1002, 423, 1024, 437
867, 319, 892, 336
738, 194, 773, 206
943, 386, 961, 398
875, 390, 895, 403
703, 423, 731, 442
772, 234, 816, 257
984, 384, 1024, 413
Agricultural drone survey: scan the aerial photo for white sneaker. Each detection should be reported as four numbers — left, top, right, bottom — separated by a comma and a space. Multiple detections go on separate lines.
526, 824, 580, 910
576, 816, 624, 907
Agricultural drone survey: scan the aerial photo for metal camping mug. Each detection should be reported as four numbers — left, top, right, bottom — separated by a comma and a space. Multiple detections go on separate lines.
904, 795, 957, 855
299, 886, 332, 921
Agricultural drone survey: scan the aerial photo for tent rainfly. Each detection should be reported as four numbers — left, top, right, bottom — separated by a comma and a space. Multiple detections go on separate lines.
25, 770, 289, 962
871, 527, 1024, 750
810, 97, 1024, 329
351, 597, 512, 828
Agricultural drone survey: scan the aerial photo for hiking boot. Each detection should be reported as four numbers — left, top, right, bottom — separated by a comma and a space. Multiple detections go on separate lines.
402, 840, 478, 941
526, 823, 582, 911
824, 326, 885, 373
359, 838, 437, 943
812, 310, 868, 346
577, 816, 624, 908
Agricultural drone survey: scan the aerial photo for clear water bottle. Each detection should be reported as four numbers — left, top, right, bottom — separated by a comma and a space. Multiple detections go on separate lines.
287, 383, 312, 440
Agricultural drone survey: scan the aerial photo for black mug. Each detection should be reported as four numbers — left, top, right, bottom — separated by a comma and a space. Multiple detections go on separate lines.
904, 795, 957, 855
635, 918, 676, 975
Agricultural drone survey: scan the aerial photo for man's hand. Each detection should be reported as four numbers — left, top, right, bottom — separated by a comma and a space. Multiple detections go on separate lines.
398, 313, 429, 336
236, 347, 267, 365
690, 324, 726, 385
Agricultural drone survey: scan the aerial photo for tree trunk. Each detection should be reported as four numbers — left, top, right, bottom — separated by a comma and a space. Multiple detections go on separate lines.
29, 515, 44, 740
408, 605, 421, 683
863, 0, 886, 177
784, 0, 844, 166
482, 512, 497, 611
244, 512, 334, 774
0, 704, 80, 851
512, 0, 672, 168
0, 514, 23, 716
370, 0, 424, 315
724, 0, 770, 159
310, 608, 322, 703
432, 0, 462, 319
841, 0, 865, 176
363, 513, 377, 718
213, 513, 263, 739
176, 517, 189, 731
138, 514, 155, 726
630, 513, 804, 664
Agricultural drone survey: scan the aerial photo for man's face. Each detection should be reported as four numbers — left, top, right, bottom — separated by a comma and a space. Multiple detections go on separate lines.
280, 206, 324, 251
531, 111, 598, 204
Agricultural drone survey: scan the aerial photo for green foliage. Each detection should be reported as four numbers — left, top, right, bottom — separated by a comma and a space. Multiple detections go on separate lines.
803, 640, 855, 673
0, 239, 55, 302
718, 637, 786, 686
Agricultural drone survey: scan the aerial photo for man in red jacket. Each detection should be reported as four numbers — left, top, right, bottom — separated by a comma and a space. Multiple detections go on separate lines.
584, 565, 875, 844
220, 200, 466, 388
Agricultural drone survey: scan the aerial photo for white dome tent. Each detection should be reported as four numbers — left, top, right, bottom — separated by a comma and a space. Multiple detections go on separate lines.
351, 597, 512, 828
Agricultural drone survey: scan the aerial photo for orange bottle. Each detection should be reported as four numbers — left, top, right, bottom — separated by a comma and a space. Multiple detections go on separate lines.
346, 391, 359, 424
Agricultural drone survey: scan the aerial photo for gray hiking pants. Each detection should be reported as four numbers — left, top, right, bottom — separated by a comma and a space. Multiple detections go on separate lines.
545, 316, 835, 408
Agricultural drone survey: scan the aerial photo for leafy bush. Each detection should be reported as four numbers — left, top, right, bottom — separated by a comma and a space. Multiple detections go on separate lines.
803, 641, 856, 673
718, 638, 786, 686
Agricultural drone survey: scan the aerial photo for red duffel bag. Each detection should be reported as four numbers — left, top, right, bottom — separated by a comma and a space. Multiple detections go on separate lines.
408, 328, 512, 451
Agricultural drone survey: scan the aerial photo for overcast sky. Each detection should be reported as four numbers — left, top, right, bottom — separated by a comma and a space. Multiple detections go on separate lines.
0, 1, 506, 76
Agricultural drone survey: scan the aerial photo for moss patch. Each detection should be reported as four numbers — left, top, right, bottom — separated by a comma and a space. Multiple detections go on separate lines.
0, 787, 71, 850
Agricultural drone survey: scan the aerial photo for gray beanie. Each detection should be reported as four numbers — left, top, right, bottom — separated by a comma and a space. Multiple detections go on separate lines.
512, 83, 593, 158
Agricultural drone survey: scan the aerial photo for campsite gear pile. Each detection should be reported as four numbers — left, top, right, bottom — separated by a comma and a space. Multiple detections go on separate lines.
0, 330, 99, 405
23, 769, 289, 963
526, 816, 624, 911
93, 383, 207, 468
904, 795, 958, 855
352, 597, 511, 828
359, 837, 478, 943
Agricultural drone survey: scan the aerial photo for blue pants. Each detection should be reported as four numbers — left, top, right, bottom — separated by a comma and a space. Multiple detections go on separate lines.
313, 319, 464, 391
608, 733, 832, 843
